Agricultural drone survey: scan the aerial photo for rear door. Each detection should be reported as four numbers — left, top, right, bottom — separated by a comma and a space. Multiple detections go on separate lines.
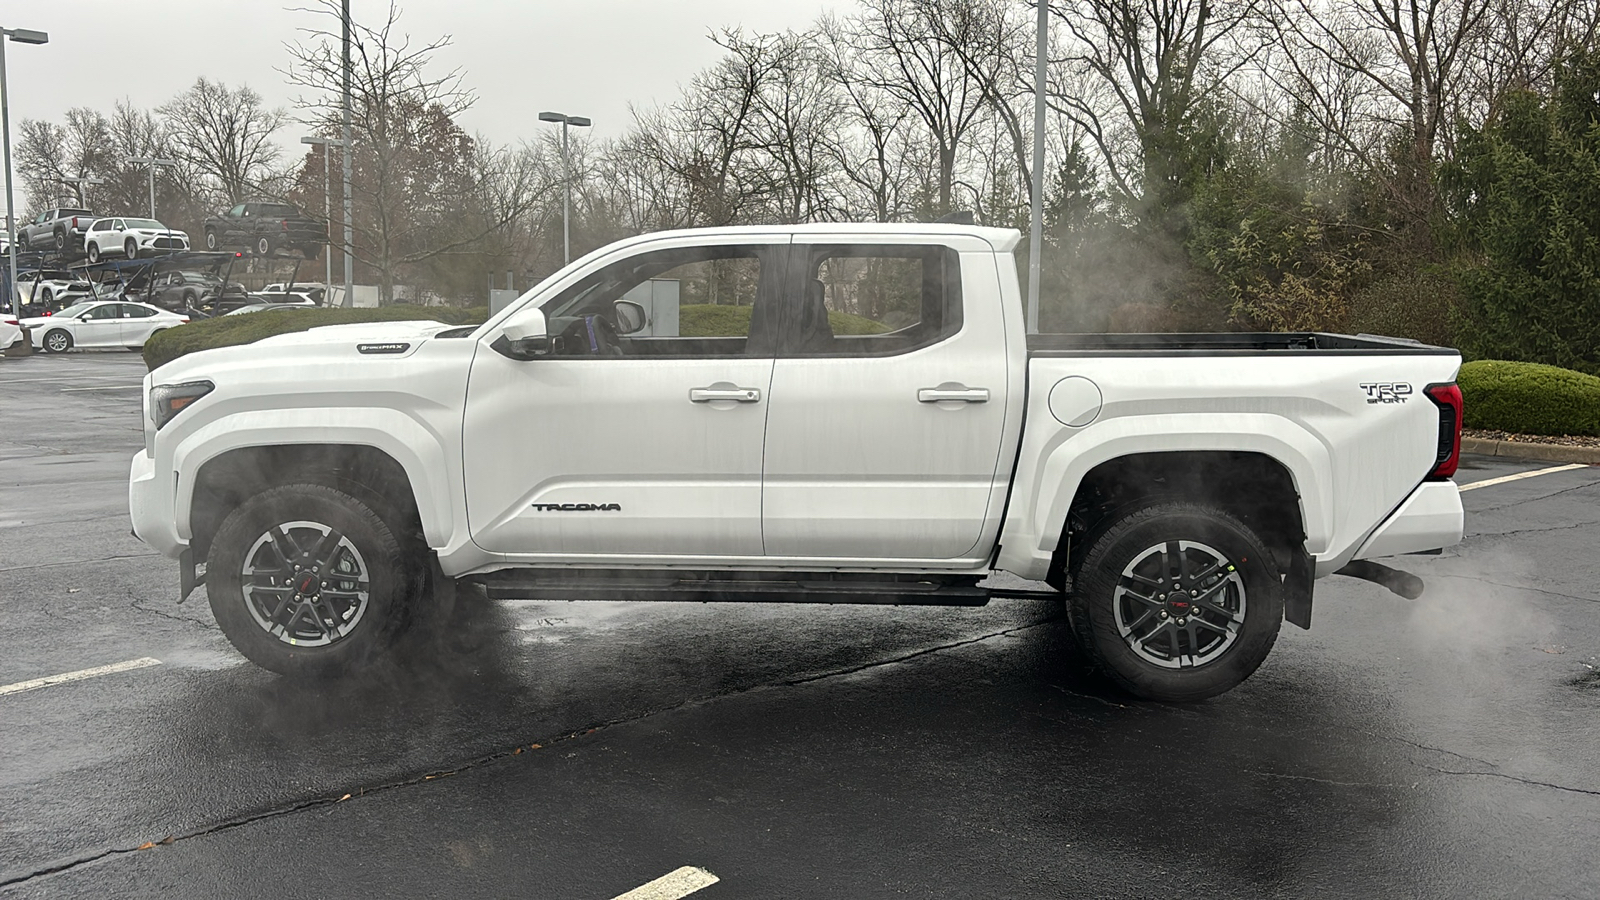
463, 233, 788, 559
761, 237, 1011, 561
117, 303, 160, 345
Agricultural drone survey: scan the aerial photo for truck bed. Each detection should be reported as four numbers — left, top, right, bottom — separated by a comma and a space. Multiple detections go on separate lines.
1027, 332, 1457, 357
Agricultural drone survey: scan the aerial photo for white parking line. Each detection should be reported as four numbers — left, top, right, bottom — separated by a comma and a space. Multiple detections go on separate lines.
611, 867, 720, 900
1459, 463, 1590, 492
58, 385, 143, 392
0, 657, 163, 697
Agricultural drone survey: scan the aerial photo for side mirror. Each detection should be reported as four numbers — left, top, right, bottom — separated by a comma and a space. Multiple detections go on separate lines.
613, 299, 648, 335
495, 306, 551, 360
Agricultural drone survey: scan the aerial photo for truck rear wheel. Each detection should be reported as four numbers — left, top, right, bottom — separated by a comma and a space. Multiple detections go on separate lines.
207, 483, 416, 677
1070, 502, 1282, 702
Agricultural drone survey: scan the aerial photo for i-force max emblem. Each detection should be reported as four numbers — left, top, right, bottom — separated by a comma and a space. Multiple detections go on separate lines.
1359, 382, 1413, 404
531, 503, 622, 512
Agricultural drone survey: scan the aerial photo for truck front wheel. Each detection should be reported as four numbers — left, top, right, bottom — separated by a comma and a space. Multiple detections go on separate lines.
1070, 502, 1283, 702
207, 483, 415, 677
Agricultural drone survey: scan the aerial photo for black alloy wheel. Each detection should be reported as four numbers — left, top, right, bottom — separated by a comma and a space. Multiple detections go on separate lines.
1070, 502, 1283, 702
207, 483, 416, 677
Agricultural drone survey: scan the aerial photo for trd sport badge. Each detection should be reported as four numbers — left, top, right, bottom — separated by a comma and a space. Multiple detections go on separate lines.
1359, 382, 1412, 404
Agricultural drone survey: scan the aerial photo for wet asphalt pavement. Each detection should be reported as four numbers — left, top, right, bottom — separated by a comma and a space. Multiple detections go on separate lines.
2, 351, 1598, 899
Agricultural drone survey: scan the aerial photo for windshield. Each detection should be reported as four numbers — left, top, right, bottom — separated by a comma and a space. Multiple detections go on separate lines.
125, 218, 163, 229
260, 204, 298, 216
52, 302, 94, 318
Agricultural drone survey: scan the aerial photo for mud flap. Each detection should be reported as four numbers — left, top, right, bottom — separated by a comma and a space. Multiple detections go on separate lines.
178, 547, 205, 604
1284, 548, 1314, 630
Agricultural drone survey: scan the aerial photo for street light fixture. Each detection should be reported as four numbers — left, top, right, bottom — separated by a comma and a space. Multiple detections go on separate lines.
62, 175, 105, 206
127, 157, 176, 219
301, 136, 347, 306
0, 25, 48, 315
538, 111, 590, 265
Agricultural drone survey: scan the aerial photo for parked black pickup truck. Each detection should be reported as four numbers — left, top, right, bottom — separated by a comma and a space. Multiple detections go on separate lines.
202, 201, 327, 259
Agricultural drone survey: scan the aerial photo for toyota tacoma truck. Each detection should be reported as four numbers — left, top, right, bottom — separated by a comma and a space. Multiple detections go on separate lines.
128, 224, 1465, 701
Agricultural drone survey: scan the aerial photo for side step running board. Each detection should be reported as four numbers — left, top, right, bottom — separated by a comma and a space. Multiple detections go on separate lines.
467, 571, 1076, 607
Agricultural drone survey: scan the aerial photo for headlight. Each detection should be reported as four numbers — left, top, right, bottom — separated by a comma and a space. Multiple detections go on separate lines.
150, 381, 214, 429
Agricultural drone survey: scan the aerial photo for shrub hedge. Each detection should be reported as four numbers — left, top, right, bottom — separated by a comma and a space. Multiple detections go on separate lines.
1458, 359, 1600, 436
143, 306, 488, 371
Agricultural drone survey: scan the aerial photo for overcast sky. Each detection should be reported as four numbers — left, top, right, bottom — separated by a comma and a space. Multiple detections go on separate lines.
6, 0, 839, 151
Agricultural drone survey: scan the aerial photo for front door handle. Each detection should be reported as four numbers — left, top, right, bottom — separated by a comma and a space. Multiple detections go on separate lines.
690, 386, 762, 403
918, 386, 990, 403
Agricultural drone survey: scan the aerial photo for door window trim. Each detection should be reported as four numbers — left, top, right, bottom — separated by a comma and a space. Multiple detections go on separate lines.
776, 244, 963, 358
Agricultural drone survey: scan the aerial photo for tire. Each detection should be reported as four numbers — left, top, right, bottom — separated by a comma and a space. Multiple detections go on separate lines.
41, 288, 53, 305
207, 483, 417, 677
42, 329, 72, 354
1069, 502, 1283, 702
255, 236, 274, 257
54, 229, 66, 252
87, 243, 101, 264
125, 238, 139, 260
182, 291, 197, 308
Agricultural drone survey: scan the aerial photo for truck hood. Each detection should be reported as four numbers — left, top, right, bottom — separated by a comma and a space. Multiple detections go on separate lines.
253, 320, 455, 348
151, 319, 464, 382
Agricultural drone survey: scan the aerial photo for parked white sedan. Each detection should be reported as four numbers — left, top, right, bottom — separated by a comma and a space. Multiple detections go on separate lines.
84, 218, 190, 263
1, 314, 21, 352
22, 300, 189, 353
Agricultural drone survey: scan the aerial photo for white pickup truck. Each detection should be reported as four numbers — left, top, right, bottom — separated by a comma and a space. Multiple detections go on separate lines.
129, 224, 1465, 700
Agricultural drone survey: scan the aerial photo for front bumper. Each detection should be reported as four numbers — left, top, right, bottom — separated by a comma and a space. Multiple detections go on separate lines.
129, 450, 185, 559
1353, 480, 1464, 560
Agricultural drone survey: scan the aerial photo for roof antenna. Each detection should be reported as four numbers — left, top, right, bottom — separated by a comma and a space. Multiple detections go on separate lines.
934, 210, 975, 225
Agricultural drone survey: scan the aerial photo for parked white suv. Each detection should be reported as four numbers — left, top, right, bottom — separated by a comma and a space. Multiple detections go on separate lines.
130, 224, 1466, 701
84, 218, 190, 263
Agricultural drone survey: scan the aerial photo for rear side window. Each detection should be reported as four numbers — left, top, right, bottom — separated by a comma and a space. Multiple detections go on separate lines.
781, 245, 962, 356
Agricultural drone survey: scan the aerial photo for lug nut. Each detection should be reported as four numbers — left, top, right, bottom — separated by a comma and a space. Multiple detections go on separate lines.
1177, 617, 1187, 625
1191, 590, 1199, 597
1159, 610, 1169, 618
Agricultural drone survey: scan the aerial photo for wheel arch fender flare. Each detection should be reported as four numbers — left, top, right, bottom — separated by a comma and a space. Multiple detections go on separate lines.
170, 408, 456, 550
999, 413, 1332, 580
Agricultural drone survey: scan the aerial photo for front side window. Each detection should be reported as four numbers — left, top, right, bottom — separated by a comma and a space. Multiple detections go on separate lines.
537, 244, 780, 358
228, 205, 246, 217
781, 245, 962, 356
83, 304, 120, 320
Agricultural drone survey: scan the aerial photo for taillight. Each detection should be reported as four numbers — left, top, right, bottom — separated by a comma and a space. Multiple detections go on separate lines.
281, 221, 288, 231
1424, 382, 1463, 480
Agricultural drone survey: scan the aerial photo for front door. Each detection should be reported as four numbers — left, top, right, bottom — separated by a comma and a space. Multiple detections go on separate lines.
463, 234, 788, 559
761, 237, 1011, 561
74, 302, 125, 347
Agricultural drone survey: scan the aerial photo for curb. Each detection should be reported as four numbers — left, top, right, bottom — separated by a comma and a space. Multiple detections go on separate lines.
1461, 436, 1600, 465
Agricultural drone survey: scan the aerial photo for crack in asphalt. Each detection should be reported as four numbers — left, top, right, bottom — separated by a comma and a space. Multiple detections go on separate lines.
1427, 571, 1600, 606
1471, 478, 1600, 514
1409, 763, 1600, 797
1241, 769, 1411, 789
0, 617, 1061, 889
128, 591, 210, 630
0, 552, 160, 574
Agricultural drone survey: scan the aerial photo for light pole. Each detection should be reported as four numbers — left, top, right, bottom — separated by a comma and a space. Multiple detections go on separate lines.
127, 157, 176, 218
1027, 0, 1047, 335
538, 111, 590, 265
301, 136, 346, 306
62, 175, 105, 207
0, 25, 47, 316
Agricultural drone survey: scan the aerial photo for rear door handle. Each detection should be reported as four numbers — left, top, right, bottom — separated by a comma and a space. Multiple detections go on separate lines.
690, 387, 762, 403
918, 387, 989, 403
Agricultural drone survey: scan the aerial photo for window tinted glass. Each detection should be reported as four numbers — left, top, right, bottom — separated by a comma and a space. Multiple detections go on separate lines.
259, 204, 298, 217
125, 219, 162, 229
122, 304, 157, 318
539, 244, 777, 358
83, 304, 120, 320
784, 245, 962, 356
91, 219, 114, 231
228, 205, 246, 217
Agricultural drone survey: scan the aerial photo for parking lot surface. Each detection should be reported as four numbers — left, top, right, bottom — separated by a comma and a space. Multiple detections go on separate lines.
3, 352, 1599, 898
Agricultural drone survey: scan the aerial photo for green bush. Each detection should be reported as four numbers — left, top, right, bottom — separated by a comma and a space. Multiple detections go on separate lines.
678, 304, 887, 337
1458, 359, 1600, 436
144, 306, 488, 371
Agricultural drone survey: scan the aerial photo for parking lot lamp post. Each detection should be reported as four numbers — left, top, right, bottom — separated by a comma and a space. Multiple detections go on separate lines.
0, 26, 48, 315
62, 175, 104, 207
127, 157, 176, 218
301, 136, 346, 305
538, 111, 590, 266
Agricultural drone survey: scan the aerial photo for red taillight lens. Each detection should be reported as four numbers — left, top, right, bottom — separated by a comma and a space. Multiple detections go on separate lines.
72, 217, 78, 228
1424, 382, 1463, 480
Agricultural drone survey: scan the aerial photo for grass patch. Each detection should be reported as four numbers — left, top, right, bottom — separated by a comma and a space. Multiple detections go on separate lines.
1458, 360, 1600, 437
144, 306, 487, 371
678, 304, 887, 337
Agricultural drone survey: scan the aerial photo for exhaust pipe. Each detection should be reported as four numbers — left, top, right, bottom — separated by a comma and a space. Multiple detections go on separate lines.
1335, 560, 1424, 600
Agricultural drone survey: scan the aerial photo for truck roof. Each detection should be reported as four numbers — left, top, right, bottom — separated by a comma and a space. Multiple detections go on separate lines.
595, 222, 1023, 254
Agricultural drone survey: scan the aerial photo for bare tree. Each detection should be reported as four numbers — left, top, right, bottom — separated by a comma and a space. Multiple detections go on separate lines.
1050, 0, 1269, 217
160, 78, 288, 205
16, 108, 115, 214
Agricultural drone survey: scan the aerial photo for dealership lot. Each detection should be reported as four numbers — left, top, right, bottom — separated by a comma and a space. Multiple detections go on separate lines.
2, 352, 1598, 899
